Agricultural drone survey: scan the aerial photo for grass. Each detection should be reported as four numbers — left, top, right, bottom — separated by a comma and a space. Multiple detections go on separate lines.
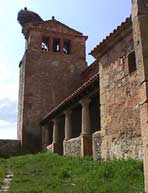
0, 152, 144, 193
0, 157, 7, 186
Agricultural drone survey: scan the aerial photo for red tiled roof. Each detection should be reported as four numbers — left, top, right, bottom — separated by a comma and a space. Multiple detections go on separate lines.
81, 60, 98, 81
41, 72, 99, 124
91, 16, 131, 57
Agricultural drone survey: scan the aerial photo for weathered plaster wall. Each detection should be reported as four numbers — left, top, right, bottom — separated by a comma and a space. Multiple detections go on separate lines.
64, 137, 81, 156
0, 140, 21, 156
93, 28, 142, 160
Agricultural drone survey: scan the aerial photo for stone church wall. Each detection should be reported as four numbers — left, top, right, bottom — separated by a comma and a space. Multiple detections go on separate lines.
93, 29, 143, 160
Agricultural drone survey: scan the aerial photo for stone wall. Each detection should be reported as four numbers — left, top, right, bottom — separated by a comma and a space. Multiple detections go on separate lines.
99, 31, 140, 134
64, 137, 81, 156
99, 30, 141, 159
0, 140, 21, 156
92, 131, 102, 160
92, 24, 142, 161
110, 132, 143, 160
93, 131, 143, 160
132, 1, 148, 192
18, 18, 87, 153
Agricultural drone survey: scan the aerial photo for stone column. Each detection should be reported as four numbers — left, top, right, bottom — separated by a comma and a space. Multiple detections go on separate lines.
81, 98, 91, 135
52, 118, 62, 155
42, 125, 49, 151
132, 0, 148, 192
64, 110, 72, 140
80, 98, 92, 157
53, 118, 59, 144
63, 110, 72, 155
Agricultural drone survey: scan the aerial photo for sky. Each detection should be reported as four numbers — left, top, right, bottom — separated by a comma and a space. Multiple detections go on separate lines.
0, 0, 131, 139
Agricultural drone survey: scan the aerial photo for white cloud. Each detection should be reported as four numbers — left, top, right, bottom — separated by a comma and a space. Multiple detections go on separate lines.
0, 120, 17, 139
0, 9, 7, 17
0, 63, 11, 82
0, 62, 18, 139
0, 82, 18, 101
0, 99, 17, 122
0, 63, 18, 100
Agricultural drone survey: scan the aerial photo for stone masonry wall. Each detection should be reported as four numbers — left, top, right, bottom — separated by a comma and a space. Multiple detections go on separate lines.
17, 53, 26, 141
0, 140, 21, 156
64, 137, 81, 156
18, 21, 87, 152
110, 132, 143, 160
132, 1, 148, 191
94, 28, 142, 160
93, 131, 143, 160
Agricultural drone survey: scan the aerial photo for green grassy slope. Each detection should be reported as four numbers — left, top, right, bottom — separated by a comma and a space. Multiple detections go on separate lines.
0, 158, 7, 186
0, 153, 144, 193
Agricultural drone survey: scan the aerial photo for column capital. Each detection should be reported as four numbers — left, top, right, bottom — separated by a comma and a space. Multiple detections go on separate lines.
80, 97, 91, 106
52, 117, 58, 124
42, 123, 49, 130
64, 109, 72, 116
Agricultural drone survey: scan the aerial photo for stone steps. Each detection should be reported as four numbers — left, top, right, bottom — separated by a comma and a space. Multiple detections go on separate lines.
0, 172, 13, 192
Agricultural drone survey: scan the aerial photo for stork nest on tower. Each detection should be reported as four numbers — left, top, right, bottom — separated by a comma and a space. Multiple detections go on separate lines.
17, 7, 44, 27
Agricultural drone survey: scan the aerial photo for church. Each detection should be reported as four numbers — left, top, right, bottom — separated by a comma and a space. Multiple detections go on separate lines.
17, 7, 143, 161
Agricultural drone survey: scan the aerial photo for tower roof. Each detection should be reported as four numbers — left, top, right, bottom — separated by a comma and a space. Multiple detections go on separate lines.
17, 8, 86, 38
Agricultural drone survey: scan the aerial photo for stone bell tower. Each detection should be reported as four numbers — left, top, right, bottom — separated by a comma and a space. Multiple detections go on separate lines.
17, 8, 87, 152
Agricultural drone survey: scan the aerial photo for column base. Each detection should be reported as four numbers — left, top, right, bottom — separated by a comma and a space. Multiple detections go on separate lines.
80, 134, 92, 157
46, 144, 53, 152
63, 139, 68, 156
42, 144, 47, 152
52, 142, 63, 155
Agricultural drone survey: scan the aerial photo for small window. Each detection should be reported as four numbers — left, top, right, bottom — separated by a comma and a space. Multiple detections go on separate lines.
41, 36, 49, 51
128, 51, 137, 74
53, 38, 60, 52
63, 40, 71, 54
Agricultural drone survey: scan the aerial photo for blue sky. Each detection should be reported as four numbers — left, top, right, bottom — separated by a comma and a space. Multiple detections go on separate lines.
0, 0, 131, 139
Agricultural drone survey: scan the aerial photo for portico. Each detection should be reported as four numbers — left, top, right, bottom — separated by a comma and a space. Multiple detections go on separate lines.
41, 73, 100, 157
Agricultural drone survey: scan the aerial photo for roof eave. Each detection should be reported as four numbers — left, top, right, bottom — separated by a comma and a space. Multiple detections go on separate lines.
40, 73, 99, 125
90, 17, 132, 58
